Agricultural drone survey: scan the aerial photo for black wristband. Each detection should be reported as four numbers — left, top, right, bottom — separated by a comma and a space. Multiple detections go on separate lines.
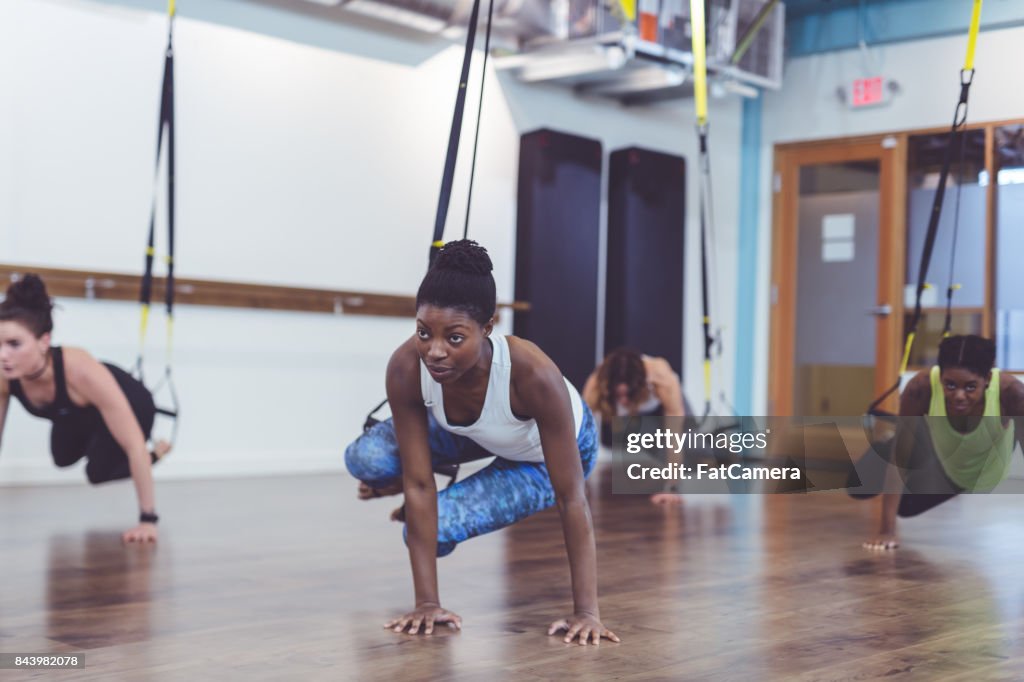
139, 511, 159, 525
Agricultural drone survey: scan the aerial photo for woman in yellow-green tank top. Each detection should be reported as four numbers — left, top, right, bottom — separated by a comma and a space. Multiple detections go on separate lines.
861, 335, 1024, 551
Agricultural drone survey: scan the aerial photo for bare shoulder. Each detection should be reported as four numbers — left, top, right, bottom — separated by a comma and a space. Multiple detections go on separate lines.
999, 371, 1024, 415
506, 335, 560, 383
904, 370, 931, 396
386, 337, 422, 402
645, 356, 679, 382
506, 336, 567, 406
387, 337, 419, 372
60, 347, 105, 384
899, 370, 931, 415
507, 336, 572, 420
999, 370, 1022, 391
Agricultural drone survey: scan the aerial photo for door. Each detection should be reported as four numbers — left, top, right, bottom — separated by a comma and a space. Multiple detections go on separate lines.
769, 138, 905, 416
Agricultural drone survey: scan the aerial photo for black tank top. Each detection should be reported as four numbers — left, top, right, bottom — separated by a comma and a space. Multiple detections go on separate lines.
8, 347, 100, 427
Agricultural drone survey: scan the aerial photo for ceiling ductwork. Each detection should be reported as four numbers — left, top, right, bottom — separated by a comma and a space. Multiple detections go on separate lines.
288, 0, 786, 104
293, 0, 558, 45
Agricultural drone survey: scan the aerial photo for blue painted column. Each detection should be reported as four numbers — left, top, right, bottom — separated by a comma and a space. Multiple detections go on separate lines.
733, 94, 762, 416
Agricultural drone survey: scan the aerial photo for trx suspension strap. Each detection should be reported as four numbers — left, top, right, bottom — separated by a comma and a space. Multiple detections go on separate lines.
941, 117, 971, 338
866, 0, 982, 416
365, 2, 495, 487
428, 0, 495, 265
690, 0, 719, 420
136, 0, 180, 439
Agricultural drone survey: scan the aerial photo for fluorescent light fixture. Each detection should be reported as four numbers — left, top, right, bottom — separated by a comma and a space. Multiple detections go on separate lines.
719, 79, 759, 98
577, 65, 685, 95
517, 46, 627, 82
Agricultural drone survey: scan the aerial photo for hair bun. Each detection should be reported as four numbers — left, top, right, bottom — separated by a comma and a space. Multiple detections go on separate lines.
6, 274, 52, 312
434, 239, 493, 276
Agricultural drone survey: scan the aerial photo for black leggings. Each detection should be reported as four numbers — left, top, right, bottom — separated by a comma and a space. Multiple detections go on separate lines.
50, 369, 157, 485
848, 422, 964, 518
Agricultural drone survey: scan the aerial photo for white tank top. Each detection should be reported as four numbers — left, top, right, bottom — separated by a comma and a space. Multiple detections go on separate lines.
419, 335, 584, 463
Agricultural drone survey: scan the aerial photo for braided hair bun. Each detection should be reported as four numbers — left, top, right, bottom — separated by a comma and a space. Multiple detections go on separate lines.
416, 240, 497, 325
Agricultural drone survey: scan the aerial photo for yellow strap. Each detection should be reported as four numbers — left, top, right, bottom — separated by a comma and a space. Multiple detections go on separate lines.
164, 255, 174, 265
620, 0, 637, 22
432, 240, 445, 248
899, 331, 916, 375
703, 359, 711, 401
139, 304, 151, 348
689, 0, 708, 126
963, 0, 982, 71
168, 0, 176, 18
166, 316, 175, 358
146, 246, 155, 257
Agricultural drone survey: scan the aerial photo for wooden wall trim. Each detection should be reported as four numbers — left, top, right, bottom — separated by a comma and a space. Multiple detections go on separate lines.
0, 265, 531, 319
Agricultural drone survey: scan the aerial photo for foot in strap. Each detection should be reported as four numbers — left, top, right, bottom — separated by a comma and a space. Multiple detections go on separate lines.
433, 463, 460, 487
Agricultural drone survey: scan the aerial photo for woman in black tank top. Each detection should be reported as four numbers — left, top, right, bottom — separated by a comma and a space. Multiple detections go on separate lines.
0, 275, 169, 543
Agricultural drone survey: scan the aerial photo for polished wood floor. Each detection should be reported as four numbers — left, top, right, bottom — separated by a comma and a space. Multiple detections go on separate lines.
3, 465, 1024, 681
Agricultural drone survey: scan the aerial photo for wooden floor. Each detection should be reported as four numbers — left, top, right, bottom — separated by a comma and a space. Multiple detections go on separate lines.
3, 465, 1024, 681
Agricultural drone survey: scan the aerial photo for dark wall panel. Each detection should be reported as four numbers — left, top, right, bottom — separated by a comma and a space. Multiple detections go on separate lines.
514, 128, 603, 390
606, 146, 686, 376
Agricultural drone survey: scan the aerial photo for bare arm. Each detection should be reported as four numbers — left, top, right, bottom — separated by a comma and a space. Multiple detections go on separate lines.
875, 371, 931, 541
68, 351, 155, 514
649, 359, 686, 494
386, 340, 441, 609
649, 358, 686, 418
511, 341, 599, 618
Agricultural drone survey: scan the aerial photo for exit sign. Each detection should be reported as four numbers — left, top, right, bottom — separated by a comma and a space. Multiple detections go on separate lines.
848, 76, 891, 108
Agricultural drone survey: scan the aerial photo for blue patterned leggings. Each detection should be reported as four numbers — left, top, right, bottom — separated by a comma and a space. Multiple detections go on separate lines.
344, 403, 598, 557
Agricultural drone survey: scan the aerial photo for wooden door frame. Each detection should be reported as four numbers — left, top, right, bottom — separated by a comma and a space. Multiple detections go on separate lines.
768, 135, 906, 416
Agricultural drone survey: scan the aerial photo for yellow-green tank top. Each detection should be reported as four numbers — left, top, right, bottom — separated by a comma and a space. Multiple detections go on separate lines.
927, 366, 1015, 492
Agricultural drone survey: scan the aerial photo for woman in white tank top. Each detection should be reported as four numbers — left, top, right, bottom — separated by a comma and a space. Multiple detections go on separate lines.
344, 240, 618, 646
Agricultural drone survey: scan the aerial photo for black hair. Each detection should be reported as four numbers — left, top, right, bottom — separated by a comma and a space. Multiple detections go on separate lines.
597, 348, 647, 416
937, 334, 995, 377
0, 274, 54, 338
416, 240, 496, 325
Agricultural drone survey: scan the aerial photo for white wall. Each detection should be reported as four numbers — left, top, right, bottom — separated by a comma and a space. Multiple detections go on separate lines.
752, 25, 1024, 415
0, 0, 744, 484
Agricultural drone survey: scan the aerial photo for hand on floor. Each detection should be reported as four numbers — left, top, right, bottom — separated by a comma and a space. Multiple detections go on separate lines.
122, 523, 158, 544
862, 534, 899, 551
548, 613, 620, 646
385, 604, 462, 635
